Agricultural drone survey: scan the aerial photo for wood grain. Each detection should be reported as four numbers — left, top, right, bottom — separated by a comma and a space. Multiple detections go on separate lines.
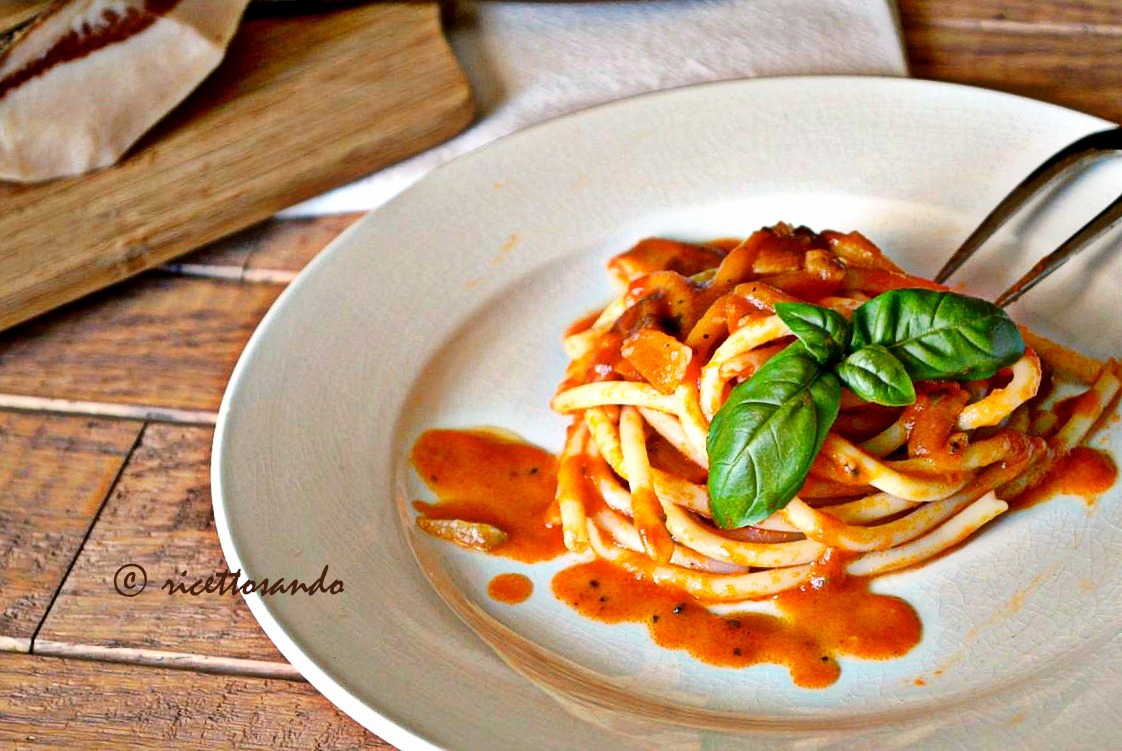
0, 653, 392, 750
902, 0, 1122, 27
35, 424, 289, 668
900, 0, 1122, 123
0, 2, 46, 32
0, 3, 472, 331
2, 5, 1117, 749
0, 275, 282, 414
0, 412, 140, 652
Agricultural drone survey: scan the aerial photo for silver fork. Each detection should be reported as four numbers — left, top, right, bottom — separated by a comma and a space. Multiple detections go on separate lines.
936, 126, 1122, 307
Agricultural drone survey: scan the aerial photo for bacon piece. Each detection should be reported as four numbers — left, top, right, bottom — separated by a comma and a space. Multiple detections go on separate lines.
822, 230, 906, 272
416, 518, 509, 552
622, 329, 694, 394
905, 386, 971, 459
608, 238, 725, 287
0, 0, 249, 182
841, 267, 947, 294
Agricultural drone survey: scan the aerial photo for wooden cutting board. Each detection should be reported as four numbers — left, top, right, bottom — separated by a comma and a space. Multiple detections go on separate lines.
0, 3, 473, 331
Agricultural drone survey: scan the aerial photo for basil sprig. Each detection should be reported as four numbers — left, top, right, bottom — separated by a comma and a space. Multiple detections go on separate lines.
837, 344, 915, 407
706, 344, 840, 529
775, 303, 850, 366
707, 289, 1025, 528
851, 289, 1025, 381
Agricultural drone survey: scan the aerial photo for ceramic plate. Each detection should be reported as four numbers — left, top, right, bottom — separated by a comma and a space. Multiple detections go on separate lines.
213, 77, 1122, 750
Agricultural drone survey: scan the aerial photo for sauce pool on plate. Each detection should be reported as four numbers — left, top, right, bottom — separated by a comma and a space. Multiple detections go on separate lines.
1010, 446, 1117, 510
411, 429, 564, 563
411, 427, 1117, 686
552, 550, 920, 688
411, 428, 928, 687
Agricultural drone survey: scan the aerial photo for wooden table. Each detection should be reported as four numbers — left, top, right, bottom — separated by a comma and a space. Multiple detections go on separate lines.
1, 1, 1118, 747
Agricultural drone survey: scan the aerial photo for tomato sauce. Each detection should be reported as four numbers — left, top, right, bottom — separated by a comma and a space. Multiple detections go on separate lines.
773, 551, 921, 663
414, 429, 922, 688
488, 573, 534, 604
552, 550, 920, 688
410, 422, 1105, 689
1011, 446, 1118, 510
564, 310, 601, 337
1052, 389, 1102, 428
411, 429, 565, 563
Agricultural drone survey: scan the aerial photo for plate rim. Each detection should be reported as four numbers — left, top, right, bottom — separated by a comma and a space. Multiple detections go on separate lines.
211, 73, 1115, 750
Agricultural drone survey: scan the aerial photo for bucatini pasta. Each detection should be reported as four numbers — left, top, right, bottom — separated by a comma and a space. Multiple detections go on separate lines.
548, 225, 1119, 593
412, 223, 1120, 687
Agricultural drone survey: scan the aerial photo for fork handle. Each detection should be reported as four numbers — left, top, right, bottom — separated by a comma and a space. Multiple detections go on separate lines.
936, 127, 1122, 291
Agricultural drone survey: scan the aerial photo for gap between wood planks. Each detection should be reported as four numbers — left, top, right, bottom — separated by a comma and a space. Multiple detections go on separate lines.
15, 420, 303, 682
0, 258, 305, 424
0, 394, 218, 425
30, 643, 304, 681
27, 425, 146, 654
929, 17, 1122, 36
160, 262, 299, 285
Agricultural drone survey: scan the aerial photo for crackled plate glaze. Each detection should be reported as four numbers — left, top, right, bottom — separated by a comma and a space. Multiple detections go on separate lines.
213, 77, 1122, 750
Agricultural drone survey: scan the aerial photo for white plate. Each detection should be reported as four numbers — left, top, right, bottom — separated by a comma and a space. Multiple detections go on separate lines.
213, 77, 1122, 750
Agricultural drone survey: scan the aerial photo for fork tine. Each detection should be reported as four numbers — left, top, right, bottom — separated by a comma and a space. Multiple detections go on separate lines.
994, 192, 1122, 307
936, 126, 1122, 284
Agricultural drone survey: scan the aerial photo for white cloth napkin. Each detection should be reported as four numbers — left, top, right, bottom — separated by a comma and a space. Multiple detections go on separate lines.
282, 0, 906, 216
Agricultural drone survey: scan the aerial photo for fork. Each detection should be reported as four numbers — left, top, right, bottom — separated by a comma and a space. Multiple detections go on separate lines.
936, 126, 1122, 307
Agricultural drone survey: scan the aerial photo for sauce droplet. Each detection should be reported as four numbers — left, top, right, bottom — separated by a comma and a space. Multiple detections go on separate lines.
488, 573, 534, 604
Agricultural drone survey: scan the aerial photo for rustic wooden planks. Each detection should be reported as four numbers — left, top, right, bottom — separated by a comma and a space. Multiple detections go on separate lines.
902, 0, 1122, 26
1, 4, 1118, 749
900, 0, 1122, 123
0, 653, 391, 750
0, 276, 282, 415
0, 412, 141, 652
35, 424, 289, 669
0, 3, 472, 332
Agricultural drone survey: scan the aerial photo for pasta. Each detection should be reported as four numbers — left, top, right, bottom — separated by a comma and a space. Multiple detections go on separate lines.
549, 224, 1121, 601
412, 223, 1120, 686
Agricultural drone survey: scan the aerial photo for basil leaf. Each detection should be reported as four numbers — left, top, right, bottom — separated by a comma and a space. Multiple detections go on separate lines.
774, 302, 851, 366
707, 343, 841, 528
851, 289, 1025, 381
837, 345, 916, 407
